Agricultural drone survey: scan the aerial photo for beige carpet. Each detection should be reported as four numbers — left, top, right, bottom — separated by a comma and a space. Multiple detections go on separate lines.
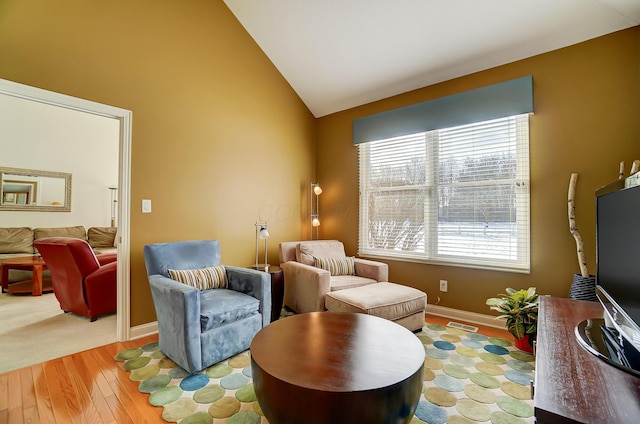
0, 291, 117, 374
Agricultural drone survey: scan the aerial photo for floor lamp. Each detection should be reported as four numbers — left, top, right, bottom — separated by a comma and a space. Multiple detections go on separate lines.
310, 183, 322, 240
253, 222, 270, 271
108, 186, 118, 227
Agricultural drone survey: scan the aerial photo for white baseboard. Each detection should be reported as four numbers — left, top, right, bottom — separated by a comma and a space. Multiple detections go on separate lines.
426, 304, 505, 330
129, 321, 158, 340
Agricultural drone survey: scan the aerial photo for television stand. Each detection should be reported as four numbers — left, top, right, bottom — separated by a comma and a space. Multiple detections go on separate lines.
534, 297, 640, 423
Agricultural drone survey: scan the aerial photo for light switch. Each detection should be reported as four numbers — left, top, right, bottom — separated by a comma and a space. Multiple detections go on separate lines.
142, 199, 152, 213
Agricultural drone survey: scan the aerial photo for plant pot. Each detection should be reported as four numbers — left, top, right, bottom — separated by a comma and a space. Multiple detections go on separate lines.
514, 334, 534, 353
569, 274, 598, 302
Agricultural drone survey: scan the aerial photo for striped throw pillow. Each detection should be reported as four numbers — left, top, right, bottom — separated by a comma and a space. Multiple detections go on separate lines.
167, 265, 227, 290
313, 256, 355, 276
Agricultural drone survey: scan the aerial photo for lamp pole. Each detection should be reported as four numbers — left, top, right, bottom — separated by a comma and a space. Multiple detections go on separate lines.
253, 221, 269, 270
310, 183, 322, 239
109, 186, 118, 227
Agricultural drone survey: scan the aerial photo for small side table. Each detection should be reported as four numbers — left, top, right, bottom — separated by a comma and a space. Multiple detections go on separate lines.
1, 255, 52, 296
250, 265, 284, 322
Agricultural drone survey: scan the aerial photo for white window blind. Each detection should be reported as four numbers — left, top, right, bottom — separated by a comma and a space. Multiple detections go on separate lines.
358, 114, 530, 272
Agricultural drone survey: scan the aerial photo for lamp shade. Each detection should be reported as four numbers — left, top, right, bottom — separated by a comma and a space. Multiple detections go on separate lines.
259, 228, 270, 239
313, 185, 323, 195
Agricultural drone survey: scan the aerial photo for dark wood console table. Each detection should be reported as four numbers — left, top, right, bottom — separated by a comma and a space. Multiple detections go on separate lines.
535, 297, 640, 423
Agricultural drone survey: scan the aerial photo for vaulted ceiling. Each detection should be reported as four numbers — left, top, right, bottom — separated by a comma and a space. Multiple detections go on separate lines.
224, 0, 640, 117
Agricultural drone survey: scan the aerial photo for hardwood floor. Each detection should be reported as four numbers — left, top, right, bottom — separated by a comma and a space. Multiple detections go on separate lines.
0, 314, 509, 424
0, 335, 161, 424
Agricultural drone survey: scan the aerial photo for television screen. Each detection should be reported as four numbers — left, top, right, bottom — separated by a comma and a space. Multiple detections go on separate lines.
596, 181, 640, 352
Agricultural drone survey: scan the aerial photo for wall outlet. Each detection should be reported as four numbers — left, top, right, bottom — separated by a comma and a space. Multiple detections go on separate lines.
439, 280, 448, 292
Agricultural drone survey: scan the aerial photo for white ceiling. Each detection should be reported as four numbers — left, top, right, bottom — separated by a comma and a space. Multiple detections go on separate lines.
224, 0, 640, 118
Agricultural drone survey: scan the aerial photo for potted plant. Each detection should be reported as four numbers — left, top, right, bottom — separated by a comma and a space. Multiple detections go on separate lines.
486, 287, 539, 353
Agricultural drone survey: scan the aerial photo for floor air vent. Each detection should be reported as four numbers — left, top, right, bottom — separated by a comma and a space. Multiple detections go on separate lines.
447, 321, 479, 333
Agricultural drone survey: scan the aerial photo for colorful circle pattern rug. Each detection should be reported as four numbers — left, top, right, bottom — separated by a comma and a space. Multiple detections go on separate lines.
412, 323, 534, 424
115, 321, 535, 423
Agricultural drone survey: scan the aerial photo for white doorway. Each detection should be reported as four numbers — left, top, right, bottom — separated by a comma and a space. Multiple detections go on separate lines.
0, 78, 132, 346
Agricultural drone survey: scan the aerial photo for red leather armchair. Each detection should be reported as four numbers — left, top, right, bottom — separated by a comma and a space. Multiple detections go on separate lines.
34, 237, 117, 321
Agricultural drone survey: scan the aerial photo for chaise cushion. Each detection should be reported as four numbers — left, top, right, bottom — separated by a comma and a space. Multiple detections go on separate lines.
167, 266, 228, 290
199, 289, 260, 332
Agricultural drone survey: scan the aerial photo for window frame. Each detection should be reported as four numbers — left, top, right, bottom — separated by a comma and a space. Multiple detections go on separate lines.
358, 114, 531, 273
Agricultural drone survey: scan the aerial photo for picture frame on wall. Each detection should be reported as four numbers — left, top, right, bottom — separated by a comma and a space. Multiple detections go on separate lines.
3, 192, 16, 204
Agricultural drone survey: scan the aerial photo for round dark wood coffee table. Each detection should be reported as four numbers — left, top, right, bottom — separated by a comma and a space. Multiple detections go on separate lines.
250, 312, 425, 424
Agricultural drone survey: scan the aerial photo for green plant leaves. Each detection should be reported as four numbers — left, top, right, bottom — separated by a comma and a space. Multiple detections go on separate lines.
486, 287, 539, 339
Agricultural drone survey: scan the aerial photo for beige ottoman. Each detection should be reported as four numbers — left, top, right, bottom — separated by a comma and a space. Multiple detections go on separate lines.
325, 282, 426, 331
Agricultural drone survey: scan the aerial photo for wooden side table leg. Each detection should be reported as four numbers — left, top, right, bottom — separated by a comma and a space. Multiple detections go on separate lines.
0, 264, 6, 292
32, 264, 43, 296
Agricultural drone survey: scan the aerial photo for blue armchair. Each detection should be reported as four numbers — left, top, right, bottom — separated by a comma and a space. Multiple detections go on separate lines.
143, 240, 271, 373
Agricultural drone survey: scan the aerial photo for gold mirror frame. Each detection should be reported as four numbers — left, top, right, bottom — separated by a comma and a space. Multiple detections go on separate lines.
0, 166, 71, 212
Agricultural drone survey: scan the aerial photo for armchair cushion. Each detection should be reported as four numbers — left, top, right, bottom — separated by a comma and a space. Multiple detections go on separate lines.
313, 256, 355, 276
167, 265, 228, 290
296, 240, 346, 265
200, 288, 260, 332
331, 274, 378, 291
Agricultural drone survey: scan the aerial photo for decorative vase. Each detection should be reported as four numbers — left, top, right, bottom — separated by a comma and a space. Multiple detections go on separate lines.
514, 334, 534, 353
569, 274, 598, 302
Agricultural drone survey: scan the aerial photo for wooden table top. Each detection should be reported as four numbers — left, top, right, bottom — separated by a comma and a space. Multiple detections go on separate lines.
1, 255, 46, 266
535, 297, 640, 423
250, 312, 425, 392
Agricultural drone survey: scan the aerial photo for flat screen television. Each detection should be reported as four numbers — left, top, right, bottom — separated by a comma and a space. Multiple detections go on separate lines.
576, 177, 640, 377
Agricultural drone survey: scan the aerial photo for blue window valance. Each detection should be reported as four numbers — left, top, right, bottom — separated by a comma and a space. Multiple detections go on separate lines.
352, 75, 533, 145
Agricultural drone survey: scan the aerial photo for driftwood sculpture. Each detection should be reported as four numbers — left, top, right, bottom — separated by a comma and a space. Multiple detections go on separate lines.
567, 173, 589, 278
570, 161, 639, 278
619, 160, 640, 179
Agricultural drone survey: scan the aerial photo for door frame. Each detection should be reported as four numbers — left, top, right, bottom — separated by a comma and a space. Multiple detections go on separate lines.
0, 78, 132, 341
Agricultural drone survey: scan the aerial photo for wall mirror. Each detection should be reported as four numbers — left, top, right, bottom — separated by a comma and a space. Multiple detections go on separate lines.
0, 166, 71, 212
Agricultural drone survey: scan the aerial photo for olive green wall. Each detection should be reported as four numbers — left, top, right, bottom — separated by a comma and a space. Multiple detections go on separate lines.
0, 0, 316, 326
317, 27, 640, 315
